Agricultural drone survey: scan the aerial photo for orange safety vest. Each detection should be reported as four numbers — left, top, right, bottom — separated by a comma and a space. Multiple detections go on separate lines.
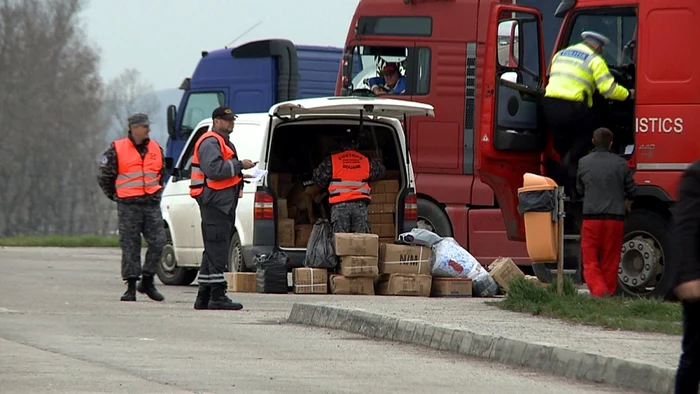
190, 131, 242, 198
328, 150, 371, 204
113, 138, 163, 198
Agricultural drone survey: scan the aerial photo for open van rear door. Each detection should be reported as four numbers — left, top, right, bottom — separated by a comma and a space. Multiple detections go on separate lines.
476, 4, 546, 242
270, 97, 434, 119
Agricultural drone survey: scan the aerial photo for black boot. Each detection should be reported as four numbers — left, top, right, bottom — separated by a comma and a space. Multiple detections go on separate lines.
137, 274, 165, 302
207, 284, 243, 310
120, 279, 137, 301
193, 284, 211, 310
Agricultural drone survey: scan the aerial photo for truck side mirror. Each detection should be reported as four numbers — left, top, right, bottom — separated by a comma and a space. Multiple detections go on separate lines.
497, 19, 520, 68
166, 105, 177, 139
342, 48, 354, 89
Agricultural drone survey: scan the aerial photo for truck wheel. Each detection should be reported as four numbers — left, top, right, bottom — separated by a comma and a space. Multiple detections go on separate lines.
617, 209, 675, 299
227, 232, 249, 272
156, 231, 198, 286
417, 199, 453, 237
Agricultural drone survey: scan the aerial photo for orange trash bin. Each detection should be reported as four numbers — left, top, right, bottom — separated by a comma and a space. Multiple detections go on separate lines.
517, 173, 560, 263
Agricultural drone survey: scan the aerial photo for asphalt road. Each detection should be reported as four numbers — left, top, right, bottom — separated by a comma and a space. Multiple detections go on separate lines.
0, 247, 643, 394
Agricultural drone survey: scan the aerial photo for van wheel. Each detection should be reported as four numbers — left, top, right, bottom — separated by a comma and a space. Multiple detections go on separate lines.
417, 199, 453, 237
617, 209, 675, 299
227, 232, 249, 272
156, 231, 198, 286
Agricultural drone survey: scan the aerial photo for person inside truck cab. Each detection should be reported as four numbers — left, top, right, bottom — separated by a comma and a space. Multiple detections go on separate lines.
543, 31, 635, 198
312, 129, 386, 234
369, 63, 406, 96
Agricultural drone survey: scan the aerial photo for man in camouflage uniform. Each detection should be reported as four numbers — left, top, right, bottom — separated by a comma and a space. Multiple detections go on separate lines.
97, 113, 166, 302
312, 130, 385, 234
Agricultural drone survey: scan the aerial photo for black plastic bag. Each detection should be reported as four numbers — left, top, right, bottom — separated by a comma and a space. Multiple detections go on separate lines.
254, 252, 289, 294
517, 189, 557, 221
303, 218, 338, 269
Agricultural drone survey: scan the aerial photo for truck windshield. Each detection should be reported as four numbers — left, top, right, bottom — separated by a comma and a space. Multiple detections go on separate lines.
564, 11, 637, 66
342, 45, 431, 96
179, 91, 225, 140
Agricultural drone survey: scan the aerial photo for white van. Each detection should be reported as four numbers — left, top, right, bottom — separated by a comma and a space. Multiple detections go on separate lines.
157, 97, 434, 286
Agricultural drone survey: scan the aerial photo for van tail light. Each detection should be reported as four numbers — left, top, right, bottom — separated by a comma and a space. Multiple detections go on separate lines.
254, 192, 274, 220
404, 193, 418, 221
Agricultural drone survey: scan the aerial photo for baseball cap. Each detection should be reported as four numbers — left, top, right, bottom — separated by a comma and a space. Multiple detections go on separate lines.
128, 113, 151, 126
212, 107, 237, 120
382, 63, 400, 75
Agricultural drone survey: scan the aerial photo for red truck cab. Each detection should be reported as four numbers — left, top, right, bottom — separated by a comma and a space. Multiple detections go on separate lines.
336, 0, 540, 270
479, 0, 699, 298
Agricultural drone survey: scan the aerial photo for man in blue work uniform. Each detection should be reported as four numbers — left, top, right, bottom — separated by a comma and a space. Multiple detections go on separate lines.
368, 63, 406, 96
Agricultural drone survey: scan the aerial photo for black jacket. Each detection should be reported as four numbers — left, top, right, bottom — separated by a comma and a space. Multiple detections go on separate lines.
576, 148, 637, 220
672, 159, 700, 285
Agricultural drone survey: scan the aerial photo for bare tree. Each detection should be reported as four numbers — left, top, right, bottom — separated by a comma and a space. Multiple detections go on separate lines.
102, 68, 161, 141
0, 0, 107, 236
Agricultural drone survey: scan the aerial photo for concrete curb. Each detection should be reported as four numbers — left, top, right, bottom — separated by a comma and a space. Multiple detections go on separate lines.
287, 303, 677, 394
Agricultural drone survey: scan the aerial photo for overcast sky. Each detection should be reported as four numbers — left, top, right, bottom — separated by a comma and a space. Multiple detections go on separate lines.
82, 0, 360, 91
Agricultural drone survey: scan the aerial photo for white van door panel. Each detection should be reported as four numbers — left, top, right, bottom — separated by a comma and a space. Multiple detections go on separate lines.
270, 97, 435, 119
162, 179, 198, 266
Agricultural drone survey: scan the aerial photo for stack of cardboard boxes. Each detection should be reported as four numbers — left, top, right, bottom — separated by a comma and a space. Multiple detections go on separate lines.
269, 172, 315, 249
376, 243, 433, 296
368, 178, 398, 244
329, 233, 379, 295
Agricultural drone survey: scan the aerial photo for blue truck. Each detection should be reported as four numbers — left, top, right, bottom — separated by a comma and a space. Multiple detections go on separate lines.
164, 39, 357, 162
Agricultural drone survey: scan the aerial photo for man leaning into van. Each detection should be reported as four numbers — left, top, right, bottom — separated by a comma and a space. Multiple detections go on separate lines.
189, 107, 256, 311
313, 129, 386, 233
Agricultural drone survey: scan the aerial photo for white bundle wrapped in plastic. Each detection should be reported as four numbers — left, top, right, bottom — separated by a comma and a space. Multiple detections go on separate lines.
429, 237, 498, 297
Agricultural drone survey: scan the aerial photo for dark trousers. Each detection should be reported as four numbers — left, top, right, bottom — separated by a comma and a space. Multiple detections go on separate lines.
581, 219, 624, 297
676, 301, 700, 393
198, 205, 235, 286
117, 202, 165, 280
330, 200, 371, 233
543, 97, 598, 198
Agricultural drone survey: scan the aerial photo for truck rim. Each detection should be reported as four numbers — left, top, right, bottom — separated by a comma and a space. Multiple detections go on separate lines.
618, 231, 664, 296
416, 216, 435, 232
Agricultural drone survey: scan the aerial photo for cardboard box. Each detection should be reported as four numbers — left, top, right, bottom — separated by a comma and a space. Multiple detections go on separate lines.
292, 268, 328, 294
369, 203, 396, 214
224, 272, 257, 293
376, 274, 432, 296
384, 170, 401, 180
379, 244, 431, 275
277, 198, 288, 218
369, 213, 394, 224
278, 218, 295, 248
524, 275, 549, 288
268, 172, 293, 197
295, 224, 314, 248
379, 237, 395, 244
371, 180, 399, 194
371, 223, 395, 238
329, 274, 375, 295
488, 257, 525, 292
334, 233, 379, 257
339, 255, 379, 277
370, 193, 398, 205
431, 278, 472, 297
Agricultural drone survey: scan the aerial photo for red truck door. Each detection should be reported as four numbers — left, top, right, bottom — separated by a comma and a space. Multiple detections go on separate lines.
476, 4, 546, 242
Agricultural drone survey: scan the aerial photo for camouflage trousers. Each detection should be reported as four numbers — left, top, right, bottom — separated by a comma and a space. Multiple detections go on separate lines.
117, 202, 166, 280
330, 200, 371, 234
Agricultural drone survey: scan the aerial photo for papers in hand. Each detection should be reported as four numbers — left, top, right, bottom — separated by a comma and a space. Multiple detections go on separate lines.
243, 168, 268, 182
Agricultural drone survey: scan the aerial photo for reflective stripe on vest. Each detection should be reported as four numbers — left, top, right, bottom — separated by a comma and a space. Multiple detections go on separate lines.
328, 150, 371, 204
544, 43, 599, 107
189, 131, 242, 198
113, 138, 163, 198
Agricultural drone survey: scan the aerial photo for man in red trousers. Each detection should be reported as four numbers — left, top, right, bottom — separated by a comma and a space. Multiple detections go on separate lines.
576, 127, 637, 297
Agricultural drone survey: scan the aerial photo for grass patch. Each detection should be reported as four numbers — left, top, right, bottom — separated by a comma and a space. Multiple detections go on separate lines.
487, 276, 683, 336
0, 235, 125, 247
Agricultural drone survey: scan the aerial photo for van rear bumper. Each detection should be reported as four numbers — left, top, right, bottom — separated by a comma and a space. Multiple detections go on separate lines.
241, 245, 307, 271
